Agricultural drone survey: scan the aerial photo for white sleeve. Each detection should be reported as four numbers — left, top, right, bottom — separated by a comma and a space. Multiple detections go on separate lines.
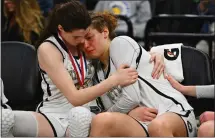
107, 83, 140, 113
109, 36, 140, 69
107, 37, 141, 113
196, 85, 214, 99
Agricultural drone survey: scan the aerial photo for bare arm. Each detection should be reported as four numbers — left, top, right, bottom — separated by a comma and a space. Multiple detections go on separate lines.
38, 42, 137, 106
166, 74, 196, 97
167, 74, 214, 98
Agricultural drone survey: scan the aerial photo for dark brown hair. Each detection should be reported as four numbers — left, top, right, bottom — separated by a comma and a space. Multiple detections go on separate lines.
90, 11, 118, 40
37, 0, 91, 46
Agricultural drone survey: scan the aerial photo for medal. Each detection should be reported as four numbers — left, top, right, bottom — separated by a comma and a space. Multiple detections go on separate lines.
58, 33, 87, 87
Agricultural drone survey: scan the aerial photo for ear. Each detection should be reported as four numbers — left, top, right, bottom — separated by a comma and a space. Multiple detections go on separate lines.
103, 27, 109, 39
58, 24, 64, 33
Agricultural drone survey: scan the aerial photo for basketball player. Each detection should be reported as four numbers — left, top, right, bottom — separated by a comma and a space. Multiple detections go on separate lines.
76, 12, 197, 137
1, 1, 139, 137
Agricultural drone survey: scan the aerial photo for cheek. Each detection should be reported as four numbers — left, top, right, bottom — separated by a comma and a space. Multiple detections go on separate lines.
67, 37, 75, 44
93, 41, 102, 53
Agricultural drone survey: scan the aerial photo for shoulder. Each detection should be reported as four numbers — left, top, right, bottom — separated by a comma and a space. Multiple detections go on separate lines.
37, 41, 63, 64
110, 36, 140, 50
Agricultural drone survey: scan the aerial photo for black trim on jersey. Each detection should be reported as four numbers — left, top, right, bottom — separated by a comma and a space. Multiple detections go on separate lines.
182, 117, 189, 137
73, 56, 79, 59
40, 68, 46, 74
44, 39, 65, 61
95, 71, 100, 83
96, 97, 105, 111
172, 110, 191, 118
93, 62, 109, 111
171, 111, 192, 137
94, 62, 104, 83
37, 98, 58, 136
53, 34, 68, 52
136, 44, 142, 69
138, 76, 185, 111
39, 112, 58, 137
130, 116, 149, 137
105, 58, 111, 79
37, 98, 49, 113
41, 72, 52, 97
83, 53, 88, 72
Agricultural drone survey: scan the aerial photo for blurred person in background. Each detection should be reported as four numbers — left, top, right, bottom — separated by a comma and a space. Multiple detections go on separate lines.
94, 0, 151, 39
2, 0, 44, 45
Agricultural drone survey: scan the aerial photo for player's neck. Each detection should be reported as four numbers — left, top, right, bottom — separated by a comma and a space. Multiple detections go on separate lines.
58, 32, 79, 56
99, 41, 110, 70
67, 46, 79, 56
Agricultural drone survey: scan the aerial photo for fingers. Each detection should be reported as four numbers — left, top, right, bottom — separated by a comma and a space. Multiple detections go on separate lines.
151, 61, 159, 78
144, 116, 155, 122
150, 54, 156, 63
147, 108, 158, 114
155, 65, 165, 79
132, 78, 138, 83
157, 66, 165, 79
132, 75, 138, 80
129, 71, 138, 76
166, 74, 172, 81
163, 69, 167, 79
166, 74, 175, 85
152, 63, 163, 79
119, 64, 130, 69
146, 111, 157, 118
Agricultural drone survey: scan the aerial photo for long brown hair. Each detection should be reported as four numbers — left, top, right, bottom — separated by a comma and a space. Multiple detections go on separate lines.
4, 0, 44, 44
90, 11, 118, 40
37, 1, 91, 47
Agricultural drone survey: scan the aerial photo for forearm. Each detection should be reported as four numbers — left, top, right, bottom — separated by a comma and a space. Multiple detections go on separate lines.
71, 75, 118, 106
181, 86, 196, 97
107, 84, 140, 114
196, 85, 214, 99
181, 85, 215, 99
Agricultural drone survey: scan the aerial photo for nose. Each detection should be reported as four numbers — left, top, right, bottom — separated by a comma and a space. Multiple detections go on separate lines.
84, 40, 90, 49
80, 39, 85, 44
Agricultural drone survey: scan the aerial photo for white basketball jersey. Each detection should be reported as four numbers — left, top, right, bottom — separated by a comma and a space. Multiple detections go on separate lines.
37, 35, 96, 118
96, 36, 193, 115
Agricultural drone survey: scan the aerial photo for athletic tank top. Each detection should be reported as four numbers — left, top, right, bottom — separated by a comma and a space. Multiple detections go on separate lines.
37, 34, 96, 118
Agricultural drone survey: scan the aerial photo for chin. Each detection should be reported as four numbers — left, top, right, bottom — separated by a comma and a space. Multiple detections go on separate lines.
86, 53, 99, 59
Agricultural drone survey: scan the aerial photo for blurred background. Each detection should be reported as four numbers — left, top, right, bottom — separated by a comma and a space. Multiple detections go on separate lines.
2, 0, 214, 58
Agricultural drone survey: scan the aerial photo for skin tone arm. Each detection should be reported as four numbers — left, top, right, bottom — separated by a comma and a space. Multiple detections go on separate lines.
166, 74, 196, 97
38, 42, 138, 106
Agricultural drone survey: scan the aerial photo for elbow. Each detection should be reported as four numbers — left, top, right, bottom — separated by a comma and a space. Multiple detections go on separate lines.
68, 95, 83, 107
71, 101, 83, 107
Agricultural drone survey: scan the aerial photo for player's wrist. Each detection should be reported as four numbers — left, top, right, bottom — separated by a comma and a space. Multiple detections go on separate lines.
181, 85, 188, 94
108, 75, 119, 87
